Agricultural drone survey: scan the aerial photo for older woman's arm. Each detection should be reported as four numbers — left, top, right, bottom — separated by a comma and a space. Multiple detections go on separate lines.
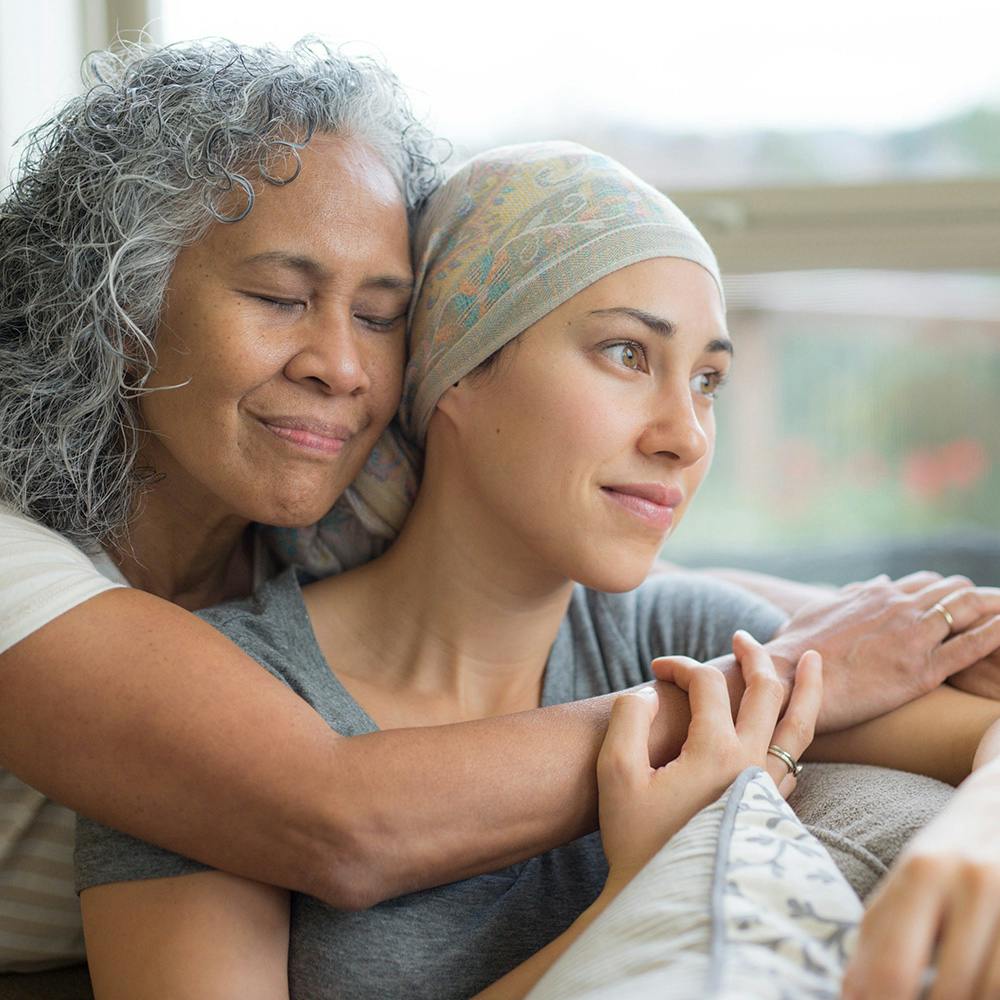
806, 683, 1000, 783
3, 587, 670, 909
7, 576, 1000, 909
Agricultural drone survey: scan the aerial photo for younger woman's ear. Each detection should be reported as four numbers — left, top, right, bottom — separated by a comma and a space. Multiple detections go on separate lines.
434, 379, 472, 425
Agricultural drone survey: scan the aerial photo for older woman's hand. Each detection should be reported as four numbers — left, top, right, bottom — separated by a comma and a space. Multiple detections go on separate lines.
755, 573, 1000, 732
842, 757, 1000, 1000
597, 633, 822, 887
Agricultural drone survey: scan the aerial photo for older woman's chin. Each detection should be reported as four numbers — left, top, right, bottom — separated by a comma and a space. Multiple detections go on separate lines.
223, 466, 360, 529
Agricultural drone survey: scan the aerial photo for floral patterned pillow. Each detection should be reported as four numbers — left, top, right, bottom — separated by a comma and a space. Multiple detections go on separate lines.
529, 767, 863, 1000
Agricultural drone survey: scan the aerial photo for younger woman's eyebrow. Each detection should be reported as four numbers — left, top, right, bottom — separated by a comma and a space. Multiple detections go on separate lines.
587, 306, 734, 355
588, 306, 675, 337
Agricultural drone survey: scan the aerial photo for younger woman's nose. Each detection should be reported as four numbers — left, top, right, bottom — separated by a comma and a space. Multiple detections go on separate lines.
637, 390, 710, 467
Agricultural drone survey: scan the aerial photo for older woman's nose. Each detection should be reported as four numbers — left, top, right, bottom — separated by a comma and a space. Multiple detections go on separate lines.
283, 311, 372, 396
637, 390, 710, 467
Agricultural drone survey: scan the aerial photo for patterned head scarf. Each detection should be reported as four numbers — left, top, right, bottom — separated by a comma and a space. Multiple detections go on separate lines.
265, 141, 723, 575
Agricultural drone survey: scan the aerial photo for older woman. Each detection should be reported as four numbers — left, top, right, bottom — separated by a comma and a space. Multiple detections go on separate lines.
75, 143, 1000, 1000
2, 39, 998, 982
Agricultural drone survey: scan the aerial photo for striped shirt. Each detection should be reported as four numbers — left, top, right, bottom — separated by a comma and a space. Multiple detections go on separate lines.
0, 504, 125, 971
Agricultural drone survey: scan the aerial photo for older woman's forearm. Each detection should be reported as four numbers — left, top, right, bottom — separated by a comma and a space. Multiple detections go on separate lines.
1, 588, 694, 908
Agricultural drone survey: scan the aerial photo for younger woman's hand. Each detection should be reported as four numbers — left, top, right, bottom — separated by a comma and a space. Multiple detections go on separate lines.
598, 632, 822, 887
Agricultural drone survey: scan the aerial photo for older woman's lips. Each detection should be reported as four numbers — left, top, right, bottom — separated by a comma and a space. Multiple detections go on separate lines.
601, 483, 683, 531
260, 417, 353, 455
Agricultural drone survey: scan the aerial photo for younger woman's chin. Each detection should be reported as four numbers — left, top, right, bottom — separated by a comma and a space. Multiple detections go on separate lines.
573, 561, 658, 595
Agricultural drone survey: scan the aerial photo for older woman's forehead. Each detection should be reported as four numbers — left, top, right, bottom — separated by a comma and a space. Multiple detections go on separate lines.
187, 140, 411, 279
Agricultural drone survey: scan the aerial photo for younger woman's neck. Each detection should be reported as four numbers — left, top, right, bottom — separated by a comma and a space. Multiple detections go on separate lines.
308, 471, 575, 717
111, 487, 253, 610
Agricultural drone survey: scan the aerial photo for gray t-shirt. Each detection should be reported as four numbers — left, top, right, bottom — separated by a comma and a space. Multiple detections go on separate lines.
76, 570, 783, 999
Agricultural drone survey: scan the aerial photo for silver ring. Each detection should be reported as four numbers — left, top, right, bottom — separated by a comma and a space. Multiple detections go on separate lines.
931, 601, 955, 635
767, 744, 803, 778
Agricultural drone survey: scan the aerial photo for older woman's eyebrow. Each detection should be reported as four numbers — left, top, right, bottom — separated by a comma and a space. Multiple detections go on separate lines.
240, 251, 413, 291
587, 306, 734, 355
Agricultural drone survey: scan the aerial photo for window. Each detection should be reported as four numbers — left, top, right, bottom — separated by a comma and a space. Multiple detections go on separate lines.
5, 1, 997, 573
669, 269, 1000, 561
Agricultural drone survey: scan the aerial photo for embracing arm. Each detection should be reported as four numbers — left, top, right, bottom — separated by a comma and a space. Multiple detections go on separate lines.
1, 588, 696, 908
8, 571, 998, 910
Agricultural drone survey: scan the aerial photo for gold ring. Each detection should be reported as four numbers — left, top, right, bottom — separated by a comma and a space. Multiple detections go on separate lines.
931, 601, 955, 635
767, 744, 803, 778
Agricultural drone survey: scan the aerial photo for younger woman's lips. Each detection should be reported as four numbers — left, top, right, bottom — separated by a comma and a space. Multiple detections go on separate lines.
600, 484, 682, 531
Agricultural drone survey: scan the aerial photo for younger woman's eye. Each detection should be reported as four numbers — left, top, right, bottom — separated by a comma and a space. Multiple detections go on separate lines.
602, 340, 648, 373
691, 370, 728, 399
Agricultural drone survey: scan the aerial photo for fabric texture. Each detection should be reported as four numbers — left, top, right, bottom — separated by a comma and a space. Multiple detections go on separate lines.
789, 761, 953, 901
0, 504, 126, 973
265, 141, 723, 576
0, 503, 126, 657
528, 767, 864, 1000
76, 569, 783, 1000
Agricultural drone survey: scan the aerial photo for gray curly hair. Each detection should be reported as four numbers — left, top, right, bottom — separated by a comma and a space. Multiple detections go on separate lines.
0, 37, 444, 549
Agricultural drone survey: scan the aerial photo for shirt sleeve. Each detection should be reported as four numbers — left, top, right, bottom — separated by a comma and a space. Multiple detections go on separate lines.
74, 815, 208, 894
0, 504, 125, 655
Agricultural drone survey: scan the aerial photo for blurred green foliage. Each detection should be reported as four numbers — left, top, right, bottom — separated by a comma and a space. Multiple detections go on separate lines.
668, 314, 1000, 555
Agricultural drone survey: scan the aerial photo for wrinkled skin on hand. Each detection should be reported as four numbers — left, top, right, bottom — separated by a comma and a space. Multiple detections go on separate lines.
665, 572, 1000, 734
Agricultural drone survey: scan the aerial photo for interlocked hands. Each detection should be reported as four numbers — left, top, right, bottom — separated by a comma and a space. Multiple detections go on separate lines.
598, 632, 821, 887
